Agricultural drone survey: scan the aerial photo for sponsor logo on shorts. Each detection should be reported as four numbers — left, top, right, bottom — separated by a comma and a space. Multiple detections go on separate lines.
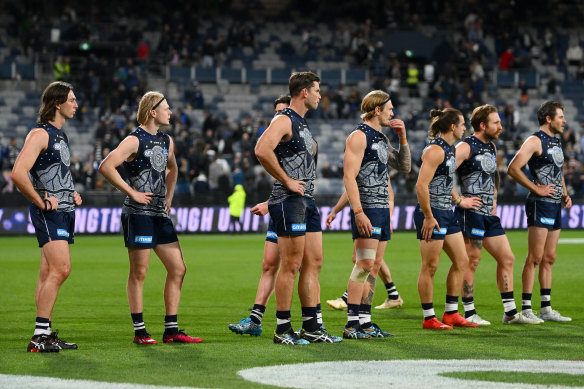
471, 228, 485, 237
291, 223, 306, 231
56, 229, 69, 237
432, 227, 447, 235
540, 217, 555, 225
372, 226, 381, 235
266, 231, 278, 239
135, 235, 153, 243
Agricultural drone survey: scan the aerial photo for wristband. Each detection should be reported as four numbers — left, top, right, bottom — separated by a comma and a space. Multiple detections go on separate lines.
353, 207, 363, 216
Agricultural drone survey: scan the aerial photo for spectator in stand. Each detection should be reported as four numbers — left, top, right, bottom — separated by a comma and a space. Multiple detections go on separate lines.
499, 48, 514, 71
567, 41, 583, 67
184, 81, 204, 109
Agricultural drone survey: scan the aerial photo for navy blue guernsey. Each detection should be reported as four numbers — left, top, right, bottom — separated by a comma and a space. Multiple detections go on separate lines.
29, 123, 75, 212
527, 130, 563, 203
268, 108, 317, 204
457, 136, 497, 215
426, 137, 456, 210
356, 123, 389, 208
122, 127, 170, 216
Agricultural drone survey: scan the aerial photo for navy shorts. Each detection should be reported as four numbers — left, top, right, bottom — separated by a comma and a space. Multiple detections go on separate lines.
414, 204, 461, 240
265, 218, 278, 243
30, 206, 75, 247
525, 198, 562, 229
121, 213, 178, 248
268, 196, 322, 237
455, 208, 505, 240
350, 208, 391, 241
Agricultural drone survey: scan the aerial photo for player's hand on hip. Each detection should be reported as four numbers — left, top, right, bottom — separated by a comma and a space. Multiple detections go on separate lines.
285, 179, 306, 196
73, 191, 83, 206
562, 194, 572, 209
43, 191, 58, 211
534, 184, 556, 197
459, 196, 482, 210
131, 190, 153, 205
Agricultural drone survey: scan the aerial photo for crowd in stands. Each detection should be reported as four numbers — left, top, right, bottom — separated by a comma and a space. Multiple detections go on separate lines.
1, 0, 584, 203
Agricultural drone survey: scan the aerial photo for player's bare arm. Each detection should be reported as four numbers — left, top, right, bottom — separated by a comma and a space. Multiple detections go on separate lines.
344, 130, 371, 237
508, 136, 556, 197
98, 136, 153, 204
11, 128, 57, 210
416, 145, 443, 241
255, 115, 306, 196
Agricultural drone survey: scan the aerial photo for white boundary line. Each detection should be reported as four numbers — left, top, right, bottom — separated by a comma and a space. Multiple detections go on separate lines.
0, 374, 208, 389
558, 238, 584, 244
239, 359, 584, 388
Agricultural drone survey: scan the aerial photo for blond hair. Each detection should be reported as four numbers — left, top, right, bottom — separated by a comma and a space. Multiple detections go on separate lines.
137, 91, 165, 125
360, 90, 390, 121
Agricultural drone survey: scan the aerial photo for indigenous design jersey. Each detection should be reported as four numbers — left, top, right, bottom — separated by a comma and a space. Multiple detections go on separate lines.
122, 127, 170, 216
29, 123, 75, 212
426, 137, 456, 210
269, 108, 317, 204
457, 136, 497, 215
355, 123, 389, 208
527, 130, 563, 203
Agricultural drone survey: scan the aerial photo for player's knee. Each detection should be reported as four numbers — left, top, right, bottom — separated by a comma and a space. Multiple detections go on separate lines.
423, 261, 439, 276
56, 265, 71, 282
500, 253, 515, 269
262, 260, 279, 275
130, 267, 148, 282
542, 253, 556, 266
468, 256, 480, 271
349, 264, 370, 283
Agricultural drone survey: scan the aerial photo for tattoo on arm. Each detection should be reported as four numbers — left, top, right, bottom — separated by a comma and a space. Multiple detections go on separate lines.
463, 280, 474, 297
361, 274, 376, 305
387, 143, 411, 173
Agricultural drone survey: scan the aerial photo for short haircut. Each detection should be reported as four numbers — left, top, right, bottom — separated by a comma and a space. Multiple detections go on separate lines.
289, 72, 320, 98
428, 108, 463, 138
38, 81, 74, 124
537, 101, 564, 125
470, 104, 498, 132
360, 90, 390, 121
137, 91, 165, 125
273, 94, 291, 109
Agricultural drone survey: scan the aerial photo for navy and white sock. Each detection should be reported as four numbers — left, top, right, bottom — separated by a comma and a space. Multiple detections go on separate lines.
422, 302, 435, 320
462, 296, 476, 318
501, 291, 517, 317
341, 290, 348, 304
385, 282, 400, 300
33, 317, 51, 337
522, 293, 532, 311
540, 289, 551, 312
164, 314, 178, 335
301, 306, 318, 332
359, 304, 372, 329
276, 310, 291, 334
346, 304, 360, 328
444, 295, 459, 314
250, 304, 266, 325
131, 312, 147, 337
316, 303, 323, 325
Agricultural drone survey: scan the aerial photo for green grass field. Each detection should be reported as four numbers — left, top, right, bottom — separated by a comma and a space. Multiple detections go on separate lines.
1, 231, 583, 388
